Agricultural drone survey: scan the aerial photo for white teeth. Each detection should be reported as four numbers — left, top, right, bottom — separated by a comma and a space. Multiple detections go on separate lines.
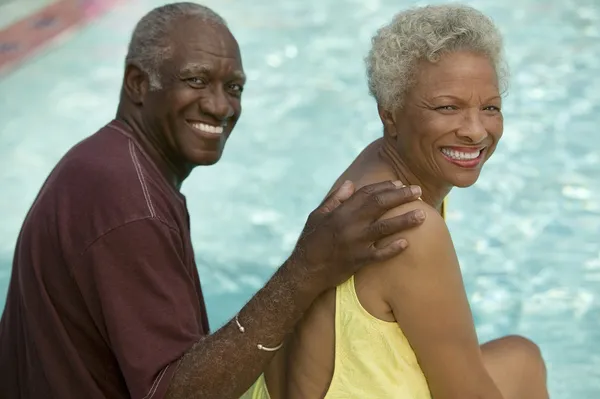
190, 122, 224, 134
441, 148, 481, 160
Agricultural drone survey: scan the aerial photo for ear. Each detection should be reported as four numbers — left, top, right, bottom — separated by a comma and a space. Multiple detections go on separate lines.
123, 64, 150, 105
377, 104, 397, 138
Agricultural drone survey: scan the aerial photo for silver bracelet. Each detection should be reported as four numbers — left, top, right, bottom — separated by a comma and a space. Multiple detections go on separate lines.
234, 314, 283, 352
234, 314, 245, 333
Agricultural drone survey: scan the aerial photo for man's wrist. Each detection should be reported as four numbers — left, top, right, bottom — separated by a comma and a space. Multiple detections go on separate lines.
279, 255, 326, 308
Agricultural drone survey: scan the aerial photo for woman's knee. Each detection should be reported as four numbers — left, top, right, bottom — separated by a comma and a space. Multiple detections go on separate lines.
482, 335, 549, 399
494, 335, 547, 377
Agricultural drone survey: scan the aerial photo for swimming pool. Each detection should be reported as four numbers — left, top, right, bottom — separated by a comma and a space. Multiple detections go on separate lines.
1, 0, 598, 397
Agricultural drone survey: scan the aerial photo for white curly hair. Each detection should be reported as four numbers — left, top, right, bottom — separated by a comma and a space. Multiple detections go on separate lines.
125, 2, 227, 90
365, 4, 508, 111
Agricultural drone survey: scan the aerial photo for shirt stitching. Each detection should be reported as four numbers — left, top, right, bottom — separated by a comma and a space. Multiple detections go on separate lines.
110, 121, 185, 205
128, 140, 156, 218
143, 364, 169, 399
79, 217, 180, 256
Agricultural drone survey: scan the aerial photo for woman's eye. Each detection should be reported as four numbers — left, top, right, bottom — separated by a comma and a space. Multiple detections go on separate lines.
435, 105, 457, 111
483, 105, 501, 112
230, 83, 243, 92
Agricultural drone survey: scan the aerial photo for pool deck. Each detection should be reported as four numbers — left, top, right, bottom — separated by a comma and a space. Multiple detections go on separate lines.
0, 0, 124, 75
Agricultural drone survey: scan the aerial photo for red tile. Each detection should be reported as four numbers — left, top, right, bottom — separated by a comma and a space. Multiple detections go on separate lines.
0, 0, 124, 75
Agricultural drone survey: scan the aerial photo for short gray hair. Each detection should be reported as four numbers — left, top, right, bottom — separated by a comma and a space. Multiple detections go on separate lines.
125, 2, 227, 90
365, 4, 508, 111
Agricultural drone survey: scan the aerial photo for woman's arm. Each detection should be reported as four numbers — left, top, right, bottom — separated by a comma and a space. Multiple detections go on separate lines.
377, 202, 504, 399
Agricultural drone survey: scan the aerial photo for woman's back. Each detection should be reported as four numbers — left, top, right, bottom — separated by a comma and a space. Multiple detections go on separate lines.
262, 143, 432, 398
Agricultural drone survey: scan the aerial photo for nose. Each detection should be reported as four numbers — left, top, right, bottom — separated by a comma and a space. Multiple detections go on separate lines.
201, 86, 234, 123
456, 108, 487, 144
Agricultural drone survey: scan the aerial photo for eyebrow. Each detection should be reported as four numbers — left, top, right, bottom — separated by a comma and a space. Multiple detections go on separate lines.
431, 94, 501, 102
179, 63, 246, 81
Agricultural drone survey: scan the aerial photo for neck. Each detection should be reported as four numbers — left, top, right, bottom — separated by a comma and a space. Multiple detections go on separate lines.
378, 136, 451, 212
116, 104, 189, 190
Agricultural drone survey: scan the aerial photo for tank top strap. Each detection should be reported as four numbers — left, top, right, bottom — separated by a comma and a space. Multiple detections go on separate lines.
441, 197, 447, 220
335, 275, 383, 322
416, 196, 447, 220
335, 276, 357, 315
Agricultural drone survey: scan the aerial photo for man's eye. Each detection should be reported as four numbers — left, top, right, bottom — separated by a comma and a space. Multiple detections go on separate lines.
186, 77, 206, 86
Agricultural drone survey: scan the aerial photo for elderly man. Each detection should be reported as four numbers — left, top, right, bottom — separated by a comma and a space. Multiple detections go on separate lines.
0, 3, 426, 399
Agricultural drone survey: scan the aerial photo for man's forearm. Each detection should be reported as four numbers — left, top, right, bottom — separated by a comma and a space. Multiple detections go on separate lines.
165, 259, 320, 399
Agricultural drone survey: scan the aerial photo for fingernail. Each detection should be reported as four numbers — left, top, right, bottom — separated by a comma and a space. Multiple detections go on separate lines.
410, 186, 422, 196
341, 180, 352, 189
392, 180, 405, 187
415, 209, 426, 221
397, 239, 408, 249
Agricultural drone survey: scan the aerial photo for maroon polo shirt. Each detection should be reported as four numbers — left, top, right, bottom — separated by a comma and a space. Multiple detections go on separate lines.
0, 120, 210, 398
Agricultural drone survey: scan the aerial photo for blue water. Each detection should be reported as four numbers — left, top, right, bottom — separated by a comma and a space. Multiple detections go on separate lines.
1, 0, 599, 397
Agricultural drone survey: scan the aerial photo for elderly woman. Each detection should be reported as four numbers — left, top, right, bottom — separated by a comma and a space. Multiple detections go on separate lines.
245, 4, 549, 399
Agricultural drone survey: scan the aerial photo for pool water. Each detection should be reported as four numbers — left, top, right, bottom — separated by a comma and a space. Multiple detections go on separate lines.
1, 0, 599, 397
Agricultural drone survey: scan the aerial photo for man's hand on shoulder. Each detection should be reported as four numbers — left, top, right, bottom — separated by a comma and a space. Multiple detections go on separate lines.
373, 198, 448, 251
287, 180, 426, 293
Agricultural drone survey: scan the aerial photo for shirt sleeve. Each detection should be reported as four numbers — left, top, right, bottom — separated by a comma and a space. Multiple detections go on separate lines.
74, 218, 203, 399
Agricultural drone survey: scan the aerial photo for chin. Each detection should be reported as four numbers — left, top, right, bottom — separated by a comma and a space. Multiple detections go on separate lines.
453, 180, 477, 188
448, 171, 482, 188
185, 151, 223, 166
194, 155, 222, 166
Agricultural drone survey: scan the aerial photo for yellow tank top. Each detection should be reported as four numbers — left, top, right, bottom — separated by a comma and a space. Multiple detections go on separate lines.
325, 274, 432, 398
242, 276, 432, 399
242, 198, 448, 399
